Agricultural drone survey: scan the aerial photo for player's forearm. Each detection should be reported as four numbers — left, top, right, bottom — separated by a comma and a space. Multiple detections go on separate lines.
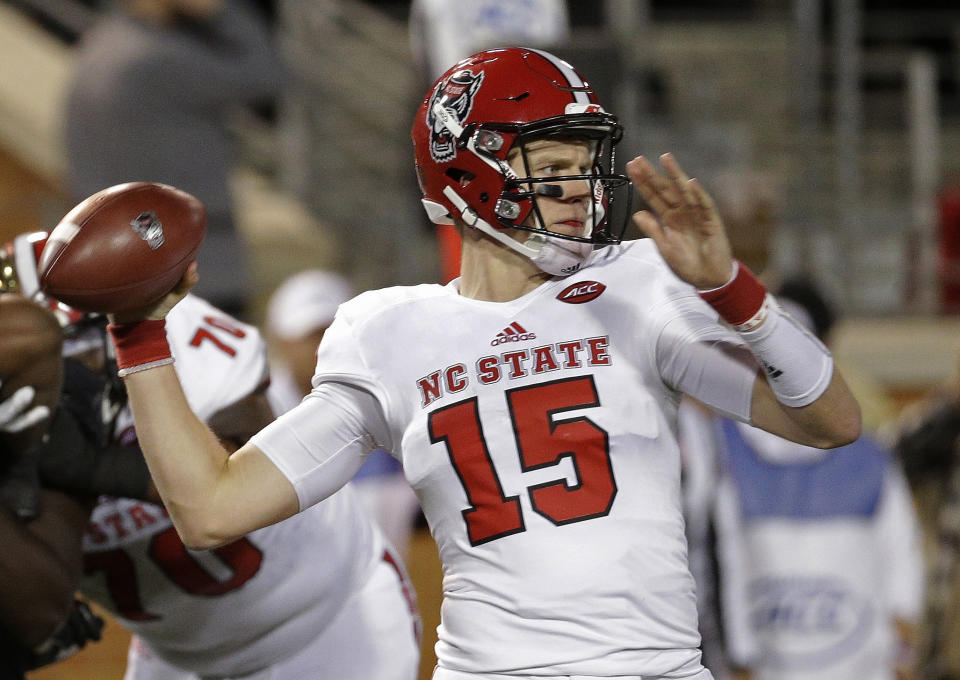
697, 262, 861, 446
0, 492, 86, 648
792, 370, 861, 445
122, 365, 236, 547
751, 368, 861, 448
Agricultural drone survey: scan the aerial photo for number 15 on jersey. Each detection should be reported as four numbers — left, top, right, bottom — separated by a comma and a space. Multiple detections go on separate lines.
428, 375, 617, 546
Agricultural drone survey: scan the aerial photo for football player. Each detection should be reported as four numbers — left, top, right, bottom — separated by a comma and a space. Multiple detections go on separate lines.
264, 269, 422, 559
4, 233, 420, 680
102, 47, 860, 679
0, 284, 102, 677
680, 279, 923, 680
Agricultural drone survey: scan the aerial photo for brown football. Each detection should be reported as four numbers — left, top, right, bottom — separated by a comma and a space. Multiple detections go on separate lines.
38, 182, 206, 313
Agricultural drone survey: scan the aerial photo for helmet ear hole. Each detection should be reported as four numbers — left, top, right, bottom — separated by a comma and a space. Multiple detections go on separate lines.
446, 169, 476, 189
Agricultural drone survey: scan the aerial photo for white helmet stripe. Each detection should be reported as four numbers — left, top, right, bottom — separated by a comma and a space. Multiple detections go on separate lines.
525, 48, 592, 104
13, 233, 41, 299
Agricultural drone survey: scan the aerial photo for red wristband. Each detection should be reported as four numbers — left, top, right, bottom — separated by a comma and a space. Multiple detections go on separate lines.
107, 320, 173, 376
697, 261, 767, 326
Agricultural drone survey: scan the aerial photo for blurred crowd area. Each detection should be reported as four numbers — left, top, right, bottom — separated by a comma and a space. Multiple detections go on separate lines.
5, 0, 960, 314
3, 0, 960, 387
3, 1, 960, 679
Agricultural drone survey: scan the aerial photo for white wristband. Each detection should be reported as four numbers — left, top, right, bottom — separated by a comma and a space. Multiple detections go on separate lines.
737, 294, 833, 408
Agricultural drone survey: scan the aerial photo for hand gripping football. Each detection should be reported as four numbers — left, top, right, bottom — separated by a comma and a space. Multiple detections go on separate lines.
38, 182, 206, 313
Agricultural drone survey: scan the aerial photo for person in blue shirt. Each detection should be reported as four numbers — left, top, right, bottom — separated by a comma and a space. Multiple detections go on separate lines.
681, 278, 924, 680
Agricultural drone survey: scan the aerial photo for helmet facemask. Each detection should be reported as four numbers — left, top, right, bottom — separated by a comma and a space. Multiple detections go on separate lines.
458, 117, 632, 275
495, 117, 632, 246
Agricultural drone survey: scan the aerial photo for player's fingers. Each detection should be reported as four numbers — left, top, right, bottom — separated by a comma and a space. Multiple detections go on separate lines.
110, 263, 199, 324
660, 153, 697, 206
627, 156, 680, 215
0, 385, 38, 429
688, 178, 722, 222
633, 210, 664, 241
5, 404, 50, 433
141, 262, 199, 322
0, 385, 33, 418
660, 153, 690, 183
174, 262, 199, 295
689, 178, 718, 211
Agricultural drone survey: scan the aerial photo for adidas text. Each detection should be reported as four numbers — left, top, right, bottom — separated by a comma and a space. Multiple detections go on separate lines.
491, 332, 537, 346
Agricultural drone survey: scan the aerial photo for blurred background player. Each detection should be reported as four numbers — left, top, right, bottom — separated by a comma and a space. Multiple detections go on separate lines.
264, 269, 356, 412
5, 232, 420, 680
680, 278, 924, 680
0, 283, 103, 677
265, 269, 421, 557
64, 0, 285, 317
893, 354, 960, 680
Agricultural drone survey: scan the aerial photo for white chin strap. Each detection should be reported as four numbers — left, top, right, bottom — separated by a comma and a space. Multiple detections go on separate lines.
526, 235, 594, 276
441, 186, 591, 277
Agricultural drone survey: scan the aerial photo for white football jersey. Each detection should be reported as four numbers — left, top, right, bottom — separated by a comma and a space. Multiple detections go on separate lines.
271, 239, 754, 676
78, 295, 392, 677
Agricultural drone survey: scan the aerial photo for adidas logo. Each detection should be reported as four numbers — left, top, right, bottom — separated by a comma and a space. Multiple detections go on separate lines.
761, 360, 783, 379
490, 322, 537, 346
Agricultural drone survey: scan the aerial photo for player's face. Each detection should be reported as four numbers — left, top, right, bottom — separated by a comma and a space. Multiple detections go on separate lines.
508, 138, 594, 239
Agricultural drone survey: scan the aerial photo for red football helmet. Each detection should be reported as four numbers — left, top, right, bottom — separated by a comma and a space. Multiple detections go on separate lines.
1, 231, 95, 338
412, 47, 632, 252
3, 231, 126, 427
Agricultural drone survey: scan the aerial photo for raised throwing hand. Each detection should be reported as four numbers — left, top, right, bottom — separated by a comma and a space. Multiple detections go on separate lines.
626, 153, 735, 290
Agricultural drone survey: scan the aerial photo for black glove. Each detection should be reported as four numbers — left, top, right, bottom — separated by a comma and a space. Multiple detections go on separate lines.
59, 358, 115, 448
33, 357, 151, 501
26, 600, 104, 670
0, 627, 30, 678
0, 450, 41, 520
35, 404, 152, 501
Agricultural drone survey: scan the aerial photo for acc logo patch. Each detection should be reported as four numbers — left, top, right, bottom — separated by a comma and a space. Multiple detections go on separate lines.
557, 280, 606, 304
427, 69, 484, 163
